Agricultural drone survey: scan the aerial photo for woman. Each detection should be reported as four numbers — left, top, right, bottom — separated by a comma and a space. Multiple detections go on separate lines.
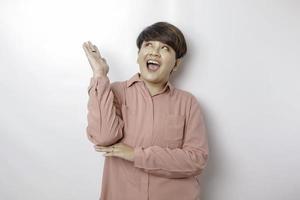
82, 22, 209, 200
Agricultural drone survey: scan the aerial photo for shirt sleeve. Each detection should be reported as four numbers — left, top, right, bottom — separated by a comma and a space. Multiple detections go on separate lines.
133, 96, 209, 179
86, 76, 125, 146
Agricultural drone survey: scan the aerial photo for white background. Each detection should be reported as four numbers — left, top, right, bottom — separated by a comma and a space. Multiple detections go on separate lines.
1, 0, 299, 199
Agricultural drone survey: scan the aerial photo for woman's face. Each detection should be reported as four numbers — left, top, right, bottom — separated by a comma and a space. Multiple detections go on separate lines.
137, 40, 180, 86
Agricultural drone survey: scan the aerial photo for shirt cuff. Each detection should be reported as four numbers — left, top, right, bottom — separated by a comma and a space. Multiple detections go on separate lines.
90, 75, 109, 85
133, 146, 144, 168
88, 76, 110, 93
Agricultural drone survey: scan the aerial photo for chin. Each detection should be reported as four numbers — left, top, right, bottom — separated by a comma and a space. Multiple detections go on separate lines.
141, 72, 156, 81
139, 65, 166, 82
139, 71, 158, 82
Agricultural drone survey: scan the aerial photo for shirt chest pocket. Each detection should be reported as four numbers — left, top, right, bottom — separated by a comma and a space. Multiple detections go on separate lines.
163, 114, 185, 149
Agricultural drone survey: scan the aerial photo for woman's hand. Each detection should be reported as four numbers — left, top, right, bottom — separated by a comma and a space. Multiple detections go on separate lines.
94, 142, 135, 162
82, 41, 109, 77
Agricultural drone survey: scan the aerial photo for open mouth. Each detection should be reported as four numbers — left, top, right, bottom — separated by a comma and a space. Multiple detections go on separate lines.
146, 60, 160, 72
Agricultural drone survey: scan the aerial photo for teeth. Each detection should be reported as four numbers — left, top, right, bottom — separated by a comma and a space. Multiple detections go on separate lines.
147, 60, 160, 65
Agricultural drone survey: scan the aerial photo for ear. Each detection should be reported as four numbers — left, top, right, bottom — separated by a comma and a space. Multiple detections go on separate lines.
136, 50, 139, 64
173, 58, 182, 72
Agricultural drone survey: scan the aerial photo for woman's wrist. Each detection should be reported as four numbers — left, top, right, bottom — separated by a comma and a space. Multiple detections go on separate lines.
93, 71, 107, 78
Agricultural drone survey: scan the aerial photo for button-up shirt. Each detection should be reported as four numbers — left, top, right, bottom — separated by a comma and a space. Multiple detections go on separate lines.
86, 72, 209, 200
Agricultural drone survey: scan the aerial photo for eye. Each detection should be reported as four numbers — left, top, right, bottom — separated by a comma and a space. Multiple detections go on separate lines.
162, 46, 169, 51
145, 42, 152, 47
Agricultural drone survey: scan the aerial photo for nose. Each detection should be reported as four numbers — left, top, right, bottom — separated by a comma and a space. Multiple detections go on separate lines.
150, 46, 160, 57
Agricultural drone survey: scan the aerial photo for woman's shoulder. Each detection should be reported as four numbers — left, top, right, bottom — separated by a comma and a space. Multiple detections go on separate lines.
173, 87, 198, 101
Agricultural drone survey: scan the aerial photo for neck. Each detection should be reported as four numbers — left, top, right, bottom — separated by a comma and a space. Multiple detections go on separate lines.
140, 78, 168, 96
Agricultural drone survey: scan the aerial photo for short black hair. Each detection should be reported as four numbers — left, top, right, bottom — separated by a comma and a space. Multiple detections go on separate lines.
136, 21, 187, 59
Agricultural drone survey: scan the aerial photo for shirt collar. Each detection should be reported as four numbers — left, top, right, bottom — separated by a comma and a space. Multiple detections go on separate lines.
126, 72, 175, 95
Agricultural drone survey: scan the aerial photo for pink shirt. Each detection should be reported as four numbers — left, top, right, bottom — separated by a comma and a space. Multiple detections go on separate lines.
86, 72, 209, 200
